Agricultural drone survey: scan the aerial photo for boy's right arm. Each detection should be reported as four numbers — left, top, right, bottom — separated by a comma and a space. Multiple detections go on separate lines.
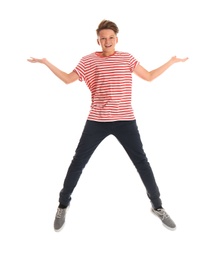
27, 57, 79, 84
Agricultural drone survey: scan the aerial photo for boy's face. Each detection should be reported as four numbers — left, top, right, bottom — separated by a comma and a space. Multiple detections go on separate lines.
97, 29, 118, 55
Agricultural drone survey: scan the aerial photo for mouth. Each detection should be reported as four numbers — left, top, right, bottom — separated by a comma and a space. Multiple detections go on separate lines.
105, 45, 112, 48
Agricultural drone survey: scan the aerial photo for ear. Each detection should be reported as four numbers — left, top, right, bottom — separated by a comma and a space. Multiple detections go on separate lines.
116, 36, 118, 44
97, 39, 100, 45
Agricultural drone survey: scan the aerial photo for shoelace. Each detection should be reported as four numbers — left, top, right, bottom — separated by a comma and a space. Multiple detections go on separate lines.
157, 209, 169, 220
56, 208, 64, 219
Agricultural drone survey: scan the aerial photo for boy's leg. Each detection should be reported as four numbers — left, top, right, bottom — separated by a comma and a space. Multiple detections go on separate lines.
113, 121, 176, 230
59, 120, 110, 207
54, 120, 110, 231
113, 120, 162, 209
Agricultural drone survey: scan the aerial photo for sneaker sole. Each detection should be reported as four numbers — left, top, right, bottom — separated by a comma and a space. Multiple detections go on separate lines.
54, 222, 65, 232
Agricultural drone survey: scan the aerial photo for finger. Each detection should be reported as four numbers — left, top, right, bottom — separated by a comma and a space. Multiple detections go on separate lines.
182, 57, 188, 62
28, 57, 37, 63
29, 57, 36, 61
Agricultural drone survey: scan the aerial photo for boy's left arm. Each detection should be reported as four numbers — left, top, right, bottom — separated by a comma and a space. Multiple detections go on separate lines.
133, 56, 188, 82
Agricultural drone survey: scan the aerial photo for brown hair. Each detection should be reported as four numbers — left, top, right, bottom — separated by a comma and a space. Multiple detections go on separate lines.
96, 20, 119, 36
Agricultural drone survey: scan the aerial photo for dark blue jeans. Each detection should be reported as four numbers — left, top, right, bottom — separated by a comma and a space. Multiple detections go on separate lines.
59, 120, 162, 209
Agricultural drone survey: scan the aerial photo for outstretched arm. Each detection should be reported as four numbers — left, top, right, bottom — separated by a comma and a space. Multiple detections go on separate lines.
133, 56, 188, 82
27, 57, 79, 84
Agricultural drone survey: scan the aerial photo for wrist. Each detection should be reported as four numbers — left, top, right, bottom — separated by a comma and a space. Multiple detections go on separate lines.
170, 57, 175, 64
41, 58, 47, 64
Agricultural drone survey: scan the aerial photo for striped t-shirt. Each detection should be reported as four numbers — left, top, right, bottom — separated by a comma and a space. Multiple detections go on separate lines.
74, 51, 139, 122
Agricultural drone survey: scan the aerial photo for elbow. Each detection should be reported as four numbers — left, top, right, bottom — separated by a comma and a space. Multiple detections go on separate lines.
146, 78, 152, 82
64, 72, 78, 84
145, 75, 153, 82
64, 79, 71, 84
64, 78, 77, 85
143, 71, 153, 82
63, 75, 73, 84
147, 73, 155, 82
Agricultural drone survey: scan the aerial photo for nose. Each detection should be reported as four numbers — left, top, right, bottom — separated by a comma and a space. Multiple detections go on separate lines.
105, 39, 110, 45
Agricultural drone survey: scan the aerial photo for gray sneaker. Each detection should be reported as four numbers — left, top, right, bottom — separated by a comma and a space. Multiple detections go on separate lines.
54, 207, 68, 232
151, 208, 176, 230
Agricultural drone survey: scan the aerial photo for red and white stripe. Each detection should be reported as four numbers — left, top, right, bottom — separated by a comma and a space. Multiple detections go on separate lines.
74, 51, 139, 122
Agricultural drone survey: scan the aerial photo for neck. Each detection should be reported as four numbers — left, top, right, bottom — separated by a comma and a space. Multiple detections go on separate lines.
102, 50, 115, 57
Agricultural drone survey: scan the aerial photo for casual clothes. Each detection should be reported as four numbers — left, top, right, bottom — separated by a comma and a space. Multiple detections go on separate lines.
59, 120, 162, 209
74, 51, 138, 122
58, 51, 162, 210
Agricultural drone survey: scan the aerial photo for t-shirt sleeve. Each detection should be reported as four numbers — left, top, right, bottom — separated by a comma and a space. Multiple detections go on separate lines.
73, 58, 85, 82
128, 53, 139, 72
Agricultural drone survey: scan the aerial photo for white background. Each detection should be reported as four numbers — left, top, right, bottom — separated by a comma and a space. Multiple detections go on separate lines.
1, 0, 220, 259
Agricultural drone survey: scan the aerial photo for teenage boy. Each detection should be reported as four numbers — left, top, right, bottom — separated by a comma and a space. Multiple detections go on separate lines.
28, 19, 188, 232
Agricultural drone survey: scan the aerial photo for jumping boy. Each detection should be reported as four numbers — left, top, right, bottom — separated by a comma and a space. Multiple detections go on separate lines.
27, 19, 188, 231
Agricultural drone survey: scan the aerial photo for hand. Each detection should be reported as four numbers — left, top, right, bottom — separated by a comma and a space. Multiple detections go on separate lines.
27, 57, 46, 63
171, 56, 189, 63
